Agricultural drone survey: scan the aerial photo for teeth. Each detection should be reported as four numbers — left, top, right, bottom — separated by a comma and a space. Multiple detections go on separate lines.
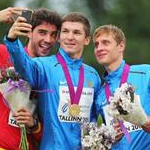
66, 43, 75, 45
40, 44, 50, 49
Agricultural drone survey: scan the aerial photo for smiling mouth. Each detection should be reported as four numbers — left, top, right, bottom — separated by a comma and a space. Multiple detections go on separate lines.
65, 42, 76, 45
97, 53, 107, 59
39, 44, 53, 50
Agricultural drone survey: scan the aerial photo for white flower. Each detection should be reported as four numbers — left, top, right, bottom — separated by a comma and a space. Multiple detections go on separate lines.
81, 123, 116, 150
106, 83, 148, 126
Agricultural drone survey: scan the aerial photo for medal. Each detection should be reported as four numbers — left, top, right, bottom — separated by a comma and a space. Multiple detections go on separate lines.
69, 104, 80, 116
56, 53, 84, 118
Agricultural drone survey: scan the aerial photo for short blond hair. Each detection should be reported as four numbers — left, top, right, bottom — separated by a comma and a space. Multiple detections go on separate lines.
93, 24, 126, 45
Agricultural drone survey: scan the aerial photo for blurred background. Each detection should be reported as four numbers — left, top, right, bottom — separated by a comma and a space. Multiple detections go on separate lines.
0, 0, 150, 75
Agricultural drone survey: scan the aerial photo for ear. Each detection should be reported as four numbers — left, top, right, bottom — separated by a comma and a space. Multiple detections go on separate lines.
84, 36, 91, 46
57, 36, 60, 43
119, 40, 125, 53
57, 31, 61, 43
27, 31, 32, 39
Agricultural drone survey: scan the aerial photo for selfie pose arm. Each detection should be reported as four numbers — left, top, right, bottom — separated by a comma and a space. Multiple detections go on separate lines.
4, 17, 44, 88
7, 16, 32, 39
0, 7, 25, 23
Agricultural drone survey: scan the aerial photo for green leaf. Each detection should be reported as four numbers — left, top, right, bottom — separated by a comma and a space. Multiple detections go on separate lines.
97, 114, 103, 127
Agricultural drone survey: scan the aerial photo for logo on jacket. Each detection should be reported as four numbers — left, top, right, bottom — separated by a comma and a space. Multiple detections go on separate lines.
86, 80, 93, 88
61, 103, 69, 113
60, 80, 67, 85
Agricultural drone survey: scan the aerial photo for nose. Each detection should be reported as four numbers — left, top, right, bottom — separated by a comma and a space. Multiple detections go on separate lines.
44, 34, 55, 43
67, 32, 74, 40
94, 42, 104, 54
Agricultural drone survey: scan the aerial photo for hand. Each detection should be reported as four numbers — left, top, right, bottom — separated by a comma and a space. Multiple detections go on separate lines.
113, 122, 123, 142
0, 7, 25, 23
142, 117, 150, 133
7, 16, 32, 39
13, 107, 34, 128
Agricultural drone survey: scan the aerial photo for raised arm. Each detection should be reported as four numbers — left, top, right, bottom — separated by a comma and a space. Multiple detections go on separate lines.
6, 16, 32, 39
0, 7, 25, 23
3, 17, 44, 88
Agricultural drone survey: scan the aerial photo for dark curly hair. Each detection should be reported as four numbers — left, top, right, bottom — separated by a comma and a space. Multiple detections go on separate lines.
31, 8, 61, 31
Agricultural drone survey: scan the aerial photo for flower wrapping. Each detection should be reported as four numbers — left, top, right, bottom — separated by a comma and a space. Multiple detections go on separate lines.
0, 67, 35, 150
0, 79, 33, 113
81, 122, 116, 150
106, 83, 148, 126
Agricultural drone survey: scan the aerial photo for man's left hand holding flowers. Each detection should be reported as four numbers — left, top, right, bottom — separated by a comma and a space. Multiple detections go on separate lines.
0, 67, 37, 150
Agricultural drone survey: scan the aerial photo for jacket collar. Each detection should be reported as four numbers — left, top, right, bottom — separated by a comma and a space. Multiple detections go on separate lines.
58, 47, 83, 69
104, 60, 125, 82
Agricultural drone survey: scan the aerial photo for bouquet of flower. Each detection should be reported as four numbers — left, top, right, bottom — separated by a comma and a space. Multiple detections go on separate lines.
0, 67, 34, 150
81, 116, 116, 150
106, 83, 148, 126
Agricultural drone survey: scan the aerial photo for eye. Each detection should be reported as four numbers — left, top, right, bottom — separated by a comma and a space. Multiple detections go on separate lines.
38, 30, 47, 35
94, 42, 99, 48
51, 31, 57, 38
74, 30, 81, 35
61, 29, 68, 33
102, 40, 110, 45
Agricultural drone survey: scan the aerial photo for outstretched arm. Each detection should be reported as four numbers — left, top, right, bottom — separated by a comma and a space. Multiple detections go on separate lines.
3, 18, 44, 88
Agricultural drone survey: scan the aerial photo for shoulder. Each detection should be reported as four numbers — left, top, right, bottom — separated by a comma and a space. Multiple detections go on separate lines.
83, 63, 100, 78
130, 64, 150, 73
32, 54, 57, 67
0, 44, 12, 67
0, 44, 8, 54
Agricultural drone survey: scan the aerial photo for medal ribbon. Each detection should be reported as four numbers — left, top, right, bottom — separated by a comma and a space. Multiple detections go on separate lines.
105, 64, 131, 143
56, 53, 84, 105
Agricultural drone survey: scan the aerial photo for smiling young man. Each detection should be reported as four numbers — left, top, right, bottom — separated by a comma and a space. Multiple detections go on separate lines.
93, 24, 150, 150
0, 7, 61, 150
4, 12, 101, 150
27, 14, 59, 57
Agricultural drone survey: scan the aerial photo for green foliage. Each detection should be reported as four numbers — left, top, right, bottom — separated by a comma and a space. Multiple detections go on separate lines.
86, 0, 106, 24
125, 38, 150, 64
83, 0, 150, 75
0, 1, 16, 8
27, 0, 50, 9
83, 43, 105, 75
0, 23, 12, 43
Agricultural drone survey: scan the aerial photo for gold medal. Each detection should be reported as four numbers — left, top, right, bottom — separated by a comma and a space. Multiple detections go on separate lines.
69, 104, 80, 117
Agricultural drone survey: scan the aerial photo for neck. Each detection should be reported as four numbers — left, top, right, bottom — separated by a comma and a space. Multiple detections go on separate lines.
105, 57, 123, 73
26, 43, 36, 58
69, 53, 82, 59
64, 50, 83, 60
